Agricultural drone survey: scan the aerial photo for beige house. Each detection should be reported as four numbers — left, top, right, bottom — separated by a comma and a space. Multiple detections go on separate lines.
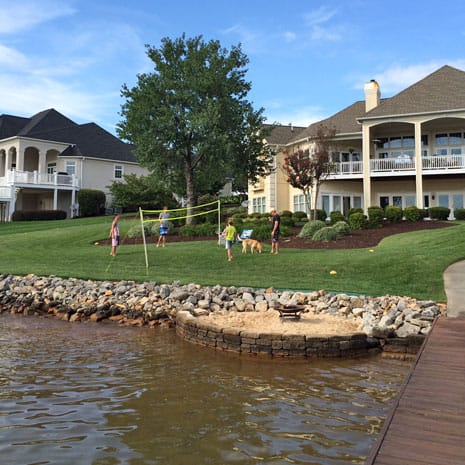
0, 109, 148, 221
249, 65, 465, 218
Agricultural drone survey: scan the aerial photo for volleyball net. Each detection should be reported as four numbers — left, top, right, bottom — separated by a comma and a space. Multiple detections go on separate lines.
138, 200, 221, 269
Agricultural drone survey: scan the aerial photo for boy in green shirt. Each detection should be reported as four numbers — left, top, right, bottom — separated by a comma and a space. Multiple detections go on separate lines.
223, 219, 237, 261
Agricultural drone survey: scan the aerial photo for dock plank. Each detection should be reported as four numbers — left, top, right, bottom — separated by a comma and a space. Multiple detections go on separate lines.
365, 317, 465, 465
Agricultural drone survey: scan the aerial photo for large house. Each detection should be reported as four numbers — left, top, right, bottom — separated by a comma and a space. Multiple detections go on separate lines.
0, 109, 148, 221
249, 65, 465, 218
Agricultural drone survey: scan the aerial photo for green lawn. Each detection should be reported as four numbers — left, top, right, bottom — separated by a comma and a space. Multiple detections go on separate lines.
0, 215, 464, 302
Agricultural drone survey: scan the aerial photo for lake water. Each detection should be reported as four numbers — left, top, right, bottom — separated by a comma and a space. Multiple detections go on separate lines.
0, 314, 410, 465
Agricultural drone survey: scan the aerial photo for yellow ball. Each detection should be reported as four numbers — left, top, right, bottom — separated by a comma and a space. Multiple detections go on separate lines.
94, 242, 100, 245
330, 270, 337, 275
369, 249, 374, 253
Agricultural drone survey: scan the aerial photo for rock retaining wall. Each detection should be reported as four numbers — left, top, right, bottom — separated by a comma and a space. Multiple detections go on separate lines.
0, 274, 444, 359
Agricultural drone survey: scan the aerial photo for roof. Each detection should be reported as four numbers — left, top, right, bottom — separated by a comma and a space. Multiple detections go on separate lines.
0, 108, 137, 163
263, 123, 306, 145
291, 100, 367, 142
361, 65, 465, 119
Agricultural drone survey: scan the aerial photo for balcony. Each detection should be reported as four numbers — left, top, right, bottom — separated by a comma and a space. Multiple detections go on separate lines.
330, 154, 465, 178
0, 169, 80, 189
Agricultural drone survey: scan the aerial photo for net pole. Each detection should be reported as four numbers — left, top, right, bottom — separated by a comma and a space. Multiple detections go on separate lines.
139, 207, 149, 269
217, 199, 221, 246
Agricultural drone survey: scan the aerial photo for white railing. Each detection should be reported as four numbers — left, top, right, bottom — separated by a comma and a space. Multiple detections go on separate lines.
371, 157, 415, 172
332, 161, 363, 175
422, 154, 465, 170
0, 170, 79, 188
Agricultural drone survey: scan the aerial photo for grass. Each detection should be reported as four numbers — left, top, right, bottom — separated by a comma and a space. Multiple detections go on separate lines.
0, 215, 464, 302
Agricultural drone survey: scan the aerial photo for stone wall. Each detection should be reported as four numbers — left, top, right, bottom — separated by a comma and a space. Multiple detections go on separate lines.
0, 274, 443, 359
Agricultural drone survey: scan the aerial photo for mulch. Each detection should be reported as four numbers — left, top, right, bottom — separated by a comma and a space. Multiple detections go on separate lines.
101, 220, 455, 250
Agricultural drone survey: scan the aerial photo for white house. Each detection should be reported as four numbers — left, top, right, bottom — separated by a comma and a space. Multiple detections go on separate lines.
249, 65, 465, 218
0, 109, 148, 221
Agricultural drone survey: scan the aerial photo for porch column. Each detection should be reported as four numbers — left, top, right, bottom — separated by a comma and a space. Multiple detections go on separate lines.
17, 147, 24, 171
414, 121, 423, 208
38, 150, 46, 174
53, 188, 58, 210
362, 124, 372, 213
5, 149, 10, 173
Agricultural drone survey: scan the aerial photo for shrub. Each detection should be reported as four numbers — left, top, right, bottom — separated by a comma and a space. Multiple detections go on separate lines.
247, 223, 290, 241
348, 207, 363, 216
348, 212, 366, 230
280, 210, 293, 217
127, 223, 152, 238
329, 211, 345, 224
280, 215, 295, 227
404, 206, 423, 222
312, 209, 327, 221
12, 210, 67, 221
78, 189, 106, 217
298, 220, 326, 239
292, 211, 308, 221
367, 206, 384, 228
312, 226, 337, 241
428, 206, 450, 220
332, 220, 351, 237
385, 205, 403, 223
454, 208, 465, 220
179, 223, 217, 237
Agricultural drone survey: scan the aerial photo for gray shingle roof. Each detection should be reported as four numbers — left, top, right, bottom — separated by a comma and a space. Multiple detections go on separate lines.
263, 123, 306, 145
0, 108, 137, 163
361, 65, 465, 119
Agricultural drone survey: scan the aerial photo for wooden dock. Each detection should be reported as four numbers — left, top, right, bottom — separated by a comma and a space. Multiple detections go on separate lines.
365, 317, 465, 465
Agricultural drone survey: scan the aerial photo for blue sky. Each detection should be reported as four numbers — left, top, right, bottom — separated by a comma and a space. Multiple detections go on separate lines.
2, 0, 465, 135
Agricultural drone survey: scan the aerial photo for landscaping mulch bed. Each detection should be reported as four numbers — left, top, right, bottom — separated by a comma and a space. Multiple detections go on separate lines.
108, 220, 455, 250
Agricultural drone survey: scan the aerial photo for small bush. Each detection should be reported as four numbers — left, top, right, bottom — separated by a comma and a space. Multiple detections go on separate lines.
178, 223, 217, 237
348, 207, 363, 216
127, 223, 152, 238
404, 206, 423, 222
428, 206, 450, 220
292, 211, 308, 221
454, 208, 465, 220
312, 226, 337, 241
367, 206, 384, 228
329, 211, 345, 224
348, 212, 366, 230
298, 220, 326, 239
385, 205, 403, 223
332, 221, 351, 237
280, 210, 293, 217
280, 215, 295, 227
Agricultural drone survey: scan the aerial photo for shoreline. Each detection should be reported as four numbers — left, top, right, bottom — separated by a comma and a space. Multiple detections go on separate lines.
0, 273, 444, 359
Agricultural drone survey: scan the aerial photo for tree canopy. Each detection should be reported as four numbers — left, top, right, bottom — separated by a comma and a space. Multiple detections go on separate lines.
282, 124, 336, 219
118, 34, 273, 222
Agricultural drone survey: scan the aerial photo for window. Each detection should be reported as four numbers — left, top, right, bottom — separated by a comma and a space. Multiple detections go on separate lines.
114, 164, 123, 179
47, 163, 56, 174
438, 194, 449, 208
252, 196, 266, 213
293, 194, 307, 213
452, 194, 463, 210
405, 195, 416, 207
65, 161, 76, 176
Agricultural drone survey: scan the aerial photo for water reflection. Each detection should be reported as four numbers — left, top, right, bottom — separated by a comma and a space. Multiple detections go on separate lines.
0, 314, 410, 465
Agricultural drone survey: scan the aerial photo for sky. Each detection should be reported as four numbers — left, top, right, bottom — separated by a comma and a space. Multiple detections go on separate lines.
2, 0, 465, 136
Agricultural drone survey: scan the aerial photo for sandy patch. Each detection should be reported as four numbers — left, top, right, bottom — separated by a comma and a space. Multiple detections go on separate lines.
197, 309, 362, 336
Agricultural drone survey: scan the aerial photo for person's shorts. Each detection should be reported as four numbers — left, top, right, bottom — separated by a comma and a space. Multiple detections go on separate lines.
272, 231, 280, 243
226, 240, 233, 250
159, 226, 168, 236
112, 235, 120, 247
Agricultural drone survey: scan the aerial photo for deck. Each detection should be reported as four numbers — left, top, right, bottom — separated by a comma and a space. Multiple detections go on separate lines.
365, 317, 465, 465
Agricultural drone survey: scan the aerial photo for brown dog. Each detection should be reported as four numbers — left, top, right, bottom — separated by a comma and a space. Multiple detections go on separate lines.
241, 238, 263, 254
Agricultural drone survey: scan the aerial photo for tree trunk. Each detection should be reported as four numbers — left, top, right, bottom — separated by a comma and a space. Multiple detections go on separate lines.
184, 155, 196, 225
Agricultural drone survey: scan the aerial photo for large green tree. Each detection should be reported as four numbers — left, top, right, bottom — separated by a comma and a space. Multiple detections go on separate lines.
118, 34, 273, 223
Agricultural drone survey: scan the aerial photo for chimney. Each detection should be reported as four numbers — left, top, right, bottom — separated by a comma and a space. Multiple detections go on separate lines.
364, 79, 380, 112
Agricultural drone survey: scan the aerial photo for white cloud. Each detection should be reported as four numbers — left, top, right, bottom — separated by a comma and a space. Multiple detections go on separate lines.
264, 104, 326, 128
0, 1, 75, 34
360, 60, 465, 95
0, 43, 28, 68
283, 31, 297, 43
303, 6, 341, 42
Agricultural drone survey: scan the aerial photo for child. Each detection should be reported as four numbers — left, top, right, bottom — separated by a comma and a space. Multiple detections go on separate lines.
109, 214, 120, 256
223, 219, 237, 262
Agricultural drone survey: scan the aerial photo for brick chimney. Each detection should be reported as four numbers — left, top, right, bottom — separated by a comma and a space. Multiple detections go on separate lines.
364, 79, 380, 112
